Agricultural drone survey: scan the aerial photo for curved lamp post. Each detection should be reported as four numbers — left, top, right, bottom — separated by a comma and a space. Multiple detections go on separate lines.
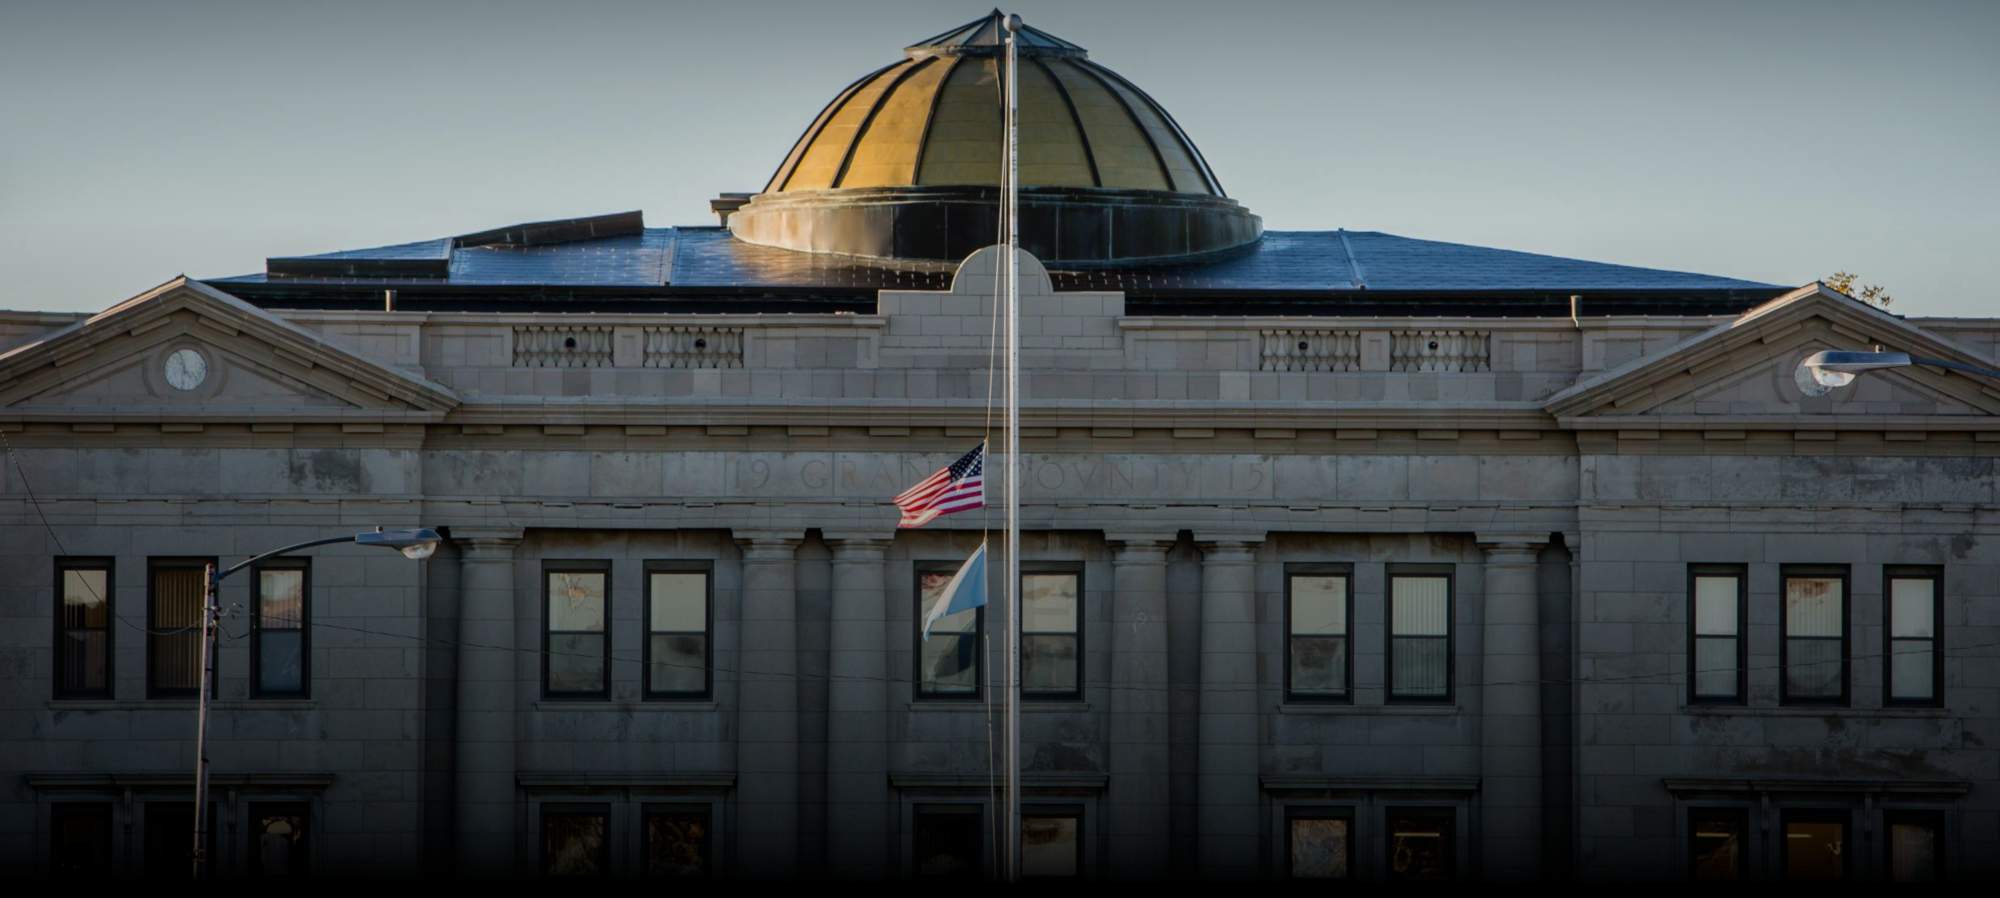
1795, 349, 2000, 396
191, 527, 440, 878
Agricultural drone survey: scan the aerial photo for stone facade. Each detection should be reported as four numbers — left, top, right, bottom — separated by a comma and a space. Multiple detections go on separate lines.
0, 250, 1996, 879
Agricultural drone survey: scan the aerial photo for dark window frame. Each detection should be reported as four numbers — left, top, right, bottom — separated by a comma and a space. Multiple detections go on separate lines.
643, 561, 714, 702
539, 802, 612, 878
541, 561, 612, 700
1883, 566, 1944, 708
1687, 805, 1750, 880
914, 560, 984, 702
1285, 563, 1355, 704
911, 802, 986, 879
1020, 803, 1086, 879
1384, 805, 1457, 881
1386, 565, 1455, 704
641, 803, 714, 879
250, 558, 310, 699
1779, 565, 1850, 707
1284, 805, 1357, 879
1020, 563, 1084, 701
49, 801, 115, 877
53, 557, 115, 700
147, 557, 215, 700
246, 800, 311, 877
1779, 808, 1851, 880
1687, 564, 1749, 706
1883, 808, 1946, 882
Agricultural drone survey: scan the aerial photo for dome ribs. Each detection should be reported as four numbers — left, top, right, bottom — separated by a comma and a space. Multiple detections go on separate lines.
768, 60, 901, 194
1082, 59, 1225, 196
907, 55, 964, 186
1065, 59, 1176, 194
1030, 57, 1101, 188
832, 56, 941, 189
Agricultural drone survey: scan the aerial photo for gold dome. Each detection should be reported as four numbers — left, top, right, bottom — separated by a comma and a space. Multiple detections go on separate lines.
727, 12, 1259, 266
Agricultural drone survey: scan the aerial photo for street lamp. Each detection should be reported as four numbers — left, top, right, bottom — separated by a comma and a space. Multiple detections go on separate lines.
1795, 349, 2000, 396
190, 526, 440, 878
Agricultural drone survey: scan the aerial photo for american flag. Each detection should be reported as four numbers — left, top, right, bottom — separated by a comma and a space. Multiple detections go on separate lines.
894, 443, 985, 528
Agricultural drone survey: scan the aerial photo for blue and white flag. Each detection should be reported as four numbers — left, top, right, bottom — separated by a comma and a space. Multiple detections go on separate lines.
921, 542, 988, 642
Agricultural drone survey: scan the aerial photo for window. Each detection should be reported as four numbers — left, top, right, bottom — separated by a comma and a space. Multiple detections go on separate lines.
252, 561, 308, 697
645, 564, 711, 700
1688, 566, 1746, 704
1781, 567, 1848, 705
148, 559, 212, 698
544, 564, 609, 699
1021, 809, 1082, 878
248, 802, 309, 876
143, 802, 216, 878
1287, 809, 1354, 879
1286, 568, 1351, 702
541, 806, 610, 877
1388, 570, 1452, 702
1886, 569, 1942, 706
54, 559, 113, 699
1781, 811, 1848, 880
912, 806, 982, 878
643, 806, 712, 878
1689, 807, 1747, 880
1021, 570, 1080, 699
1885, 811, 1943, 882
1385, 808, 1454, 880
917, 564, 981, 699
49, 802, 113, 877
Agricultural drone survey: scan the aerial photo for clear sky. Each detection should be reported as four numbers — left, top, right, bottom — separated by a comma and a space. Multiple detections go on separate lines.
2, 0, 1995, 316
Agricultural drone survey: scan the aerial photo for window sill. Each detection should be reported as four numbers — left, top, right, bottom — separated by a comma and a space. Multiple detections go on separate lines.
48, 700, 318, 711
1679, 704, 1950, 718
1279, 703, 1463, 716
533, 701, 720, 712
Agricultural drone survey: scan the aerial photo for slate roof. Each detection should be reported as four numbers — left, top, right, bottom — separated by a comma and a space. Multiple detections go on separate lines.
210, 214, 1783, 302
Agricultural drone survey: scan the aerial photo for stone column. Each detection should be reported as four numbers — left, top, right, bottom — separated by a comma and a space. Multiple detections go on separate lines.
1195, 534, 1263, 879
1107, 534, 1174, 879
823, 534, 892, 879
1476, 533, 1549, 880
452, 529, 521, 878
734, 531, 804, 878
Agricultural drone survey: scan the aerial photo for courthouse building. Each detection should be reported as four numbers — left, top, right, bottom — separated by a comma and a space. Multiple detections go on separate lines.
2, 11, 1997, 882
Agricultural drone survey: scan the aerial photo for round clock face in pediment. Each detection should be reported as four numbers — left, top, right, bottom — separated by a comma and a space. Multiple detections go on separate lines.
164, 348, 208, 391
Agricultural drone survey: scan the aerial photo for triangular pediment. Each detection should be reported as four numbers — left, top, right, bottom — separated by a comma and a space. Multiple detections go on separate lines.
0, 277, 458, 421
1545, 284, 2000, 427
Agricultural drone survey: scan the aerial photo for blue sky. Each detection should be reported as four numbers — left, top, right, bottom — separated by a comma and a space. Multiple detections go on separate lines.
2, 0, 1995, 315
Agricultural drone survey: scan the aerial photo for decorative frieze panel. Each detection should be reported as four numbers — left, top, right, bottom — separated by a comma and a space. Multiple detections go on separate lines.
1260, 328, 1362, 372
512, 325, 613, 368
1391, 329, 1491, 372
643, 325, 744, 369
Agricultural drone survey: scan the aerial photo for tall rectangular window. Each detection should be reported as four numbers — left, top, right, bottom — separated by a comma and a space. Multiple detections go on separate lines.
248, 802, 309, 877
541, 805, 609, 877
1886, 569, 1942, 706
1885, 811, 1943, 882
643, 805, 712, 878
1021, 570, 1080, 699
143, 802, 215, 878
1688, 566, 1746, 704
1689, 807, 1747, 880
1388, 570, 1452, 702
148, 559, 211, 698
252, 561, 308, 698
49, 802, 113, 877
55, 559, 113, 699
1287, 809, 1354, 879
645, 565, 711, 700
1385, 808, 1455, 880
544, 564, 609, 699
1781, 567, 1848, 705
1782, 811, 1849, 880
917, 564, 981, 699
1021, 809, 1083, 878
1287, 568, 1351, 702
912, 805, 982, 878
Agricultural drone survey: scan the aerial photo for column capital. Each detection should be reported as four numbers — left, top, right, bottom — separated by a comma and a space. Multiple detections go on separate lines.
1193, 532, 1265, 555
1475, 532, 1552, 555
450, 527, 522, 559
823, 532, 895, 550
1107, 532, 1177, 554
734, 529, 806, 557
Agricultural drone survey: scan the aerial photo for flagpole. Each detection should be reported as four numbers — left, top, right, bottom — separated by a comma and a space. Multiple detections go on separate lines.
1002, 11, 1022, 885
